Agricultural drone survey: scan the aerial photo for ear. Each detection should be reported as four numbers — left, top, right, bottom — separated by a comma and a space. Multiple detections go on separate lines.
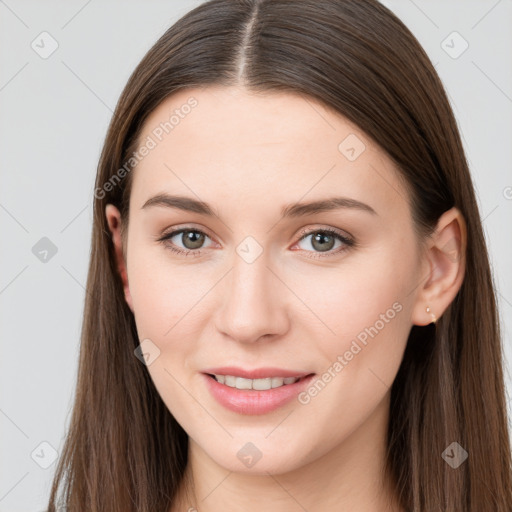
105, 204, 134, 312
411, 206, 467, 326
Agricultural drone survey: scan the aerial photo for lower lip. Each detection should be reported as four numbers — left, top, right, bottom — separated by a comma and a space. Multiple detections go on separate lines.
202, 373, 315, 415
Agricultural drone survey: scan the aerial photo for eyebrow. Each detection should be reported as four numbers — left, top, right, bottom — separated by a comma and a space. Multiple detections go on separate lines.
141, 193, 377, 218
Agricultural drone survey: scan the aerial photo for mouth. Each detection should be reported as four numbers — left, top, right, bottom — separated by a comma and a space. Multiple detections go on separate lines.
201, 368, 316, 415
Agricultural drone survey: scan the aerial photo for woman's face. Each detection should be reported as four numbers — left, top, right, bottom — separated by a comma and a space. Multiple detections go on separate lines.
113, 86, 430, 474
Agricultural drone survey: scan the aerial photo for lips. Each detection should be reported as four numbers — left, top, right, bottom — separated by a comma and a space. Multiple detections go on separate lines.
201, 367, 315, 415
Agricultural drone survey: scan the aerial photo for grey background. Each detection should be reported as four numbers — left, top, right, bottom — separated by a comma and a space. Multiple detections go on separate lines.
0, 1, 511, 510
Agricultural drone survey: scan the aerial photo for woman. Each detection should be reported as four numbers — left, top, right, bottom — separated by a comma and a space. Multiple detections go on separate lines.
47, 0, 512, 510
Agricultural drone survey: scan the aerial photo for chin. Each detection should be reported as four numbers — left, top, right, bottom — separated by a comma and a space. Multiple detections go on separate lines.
197, 435, 314, 476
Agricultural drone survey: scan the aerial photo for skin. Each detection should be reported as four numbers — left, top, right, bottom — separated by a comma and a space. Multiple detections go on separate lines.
105, 86, 466, 512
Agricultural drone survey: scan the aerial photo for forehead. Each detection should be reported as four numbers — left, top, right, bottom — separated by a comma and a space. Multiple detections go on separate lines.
130, 86, 410, 221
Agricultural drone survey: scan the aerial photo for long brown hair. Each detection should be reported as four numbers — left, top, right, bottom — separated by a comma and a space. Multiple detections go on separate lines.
47, 0, 512, 510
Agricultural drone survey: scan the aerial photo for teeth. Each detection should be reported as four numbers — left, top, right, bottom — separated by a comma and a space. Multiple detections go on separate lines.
224, 375, 236, 387
213, 374, 300, 390
272, 377, 284, 388
253, 378, 272, 390
235, 377, 253, 390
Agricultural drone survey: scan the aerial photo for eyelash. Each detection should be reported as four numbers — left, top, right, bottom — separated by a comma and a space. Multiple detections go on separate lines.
157, 226, 355, 259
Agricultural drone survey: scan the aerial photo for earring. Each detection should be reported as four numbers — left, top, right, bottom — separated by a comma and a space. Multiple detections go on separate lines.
426, 306, 437, 324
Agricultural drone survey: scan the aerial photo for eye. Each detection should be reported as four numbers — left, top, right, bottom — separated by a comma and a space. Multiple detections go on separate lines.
293, 227, 354, 258
157, 226, 355, 259
157, 228, 214, 256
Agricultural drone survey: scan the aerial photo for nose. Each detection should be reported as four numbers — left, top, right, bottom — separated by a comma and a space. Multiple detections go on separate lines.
214, 250, 290, 345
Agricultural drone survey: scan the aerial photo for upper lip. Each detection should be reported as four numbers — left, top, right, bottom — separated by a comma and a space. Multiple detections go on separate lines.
202, 367, 313, 379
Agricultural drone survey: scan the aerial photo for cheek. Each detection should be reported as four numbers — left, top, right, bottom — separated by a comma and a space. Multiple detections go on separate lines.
291, 240, 414, 340
308, 262, 415, 426
126, 236, 208, 342
291, 241, 415, 397
125, 242, 209, 419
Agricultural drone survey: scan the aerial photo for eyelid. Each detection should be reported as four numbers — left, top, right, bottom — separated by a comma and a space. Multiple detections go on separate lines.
157, 225, 216, 251
158, 223, 216, 242
291, 225, 355, 258
295, 225, 353, 243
